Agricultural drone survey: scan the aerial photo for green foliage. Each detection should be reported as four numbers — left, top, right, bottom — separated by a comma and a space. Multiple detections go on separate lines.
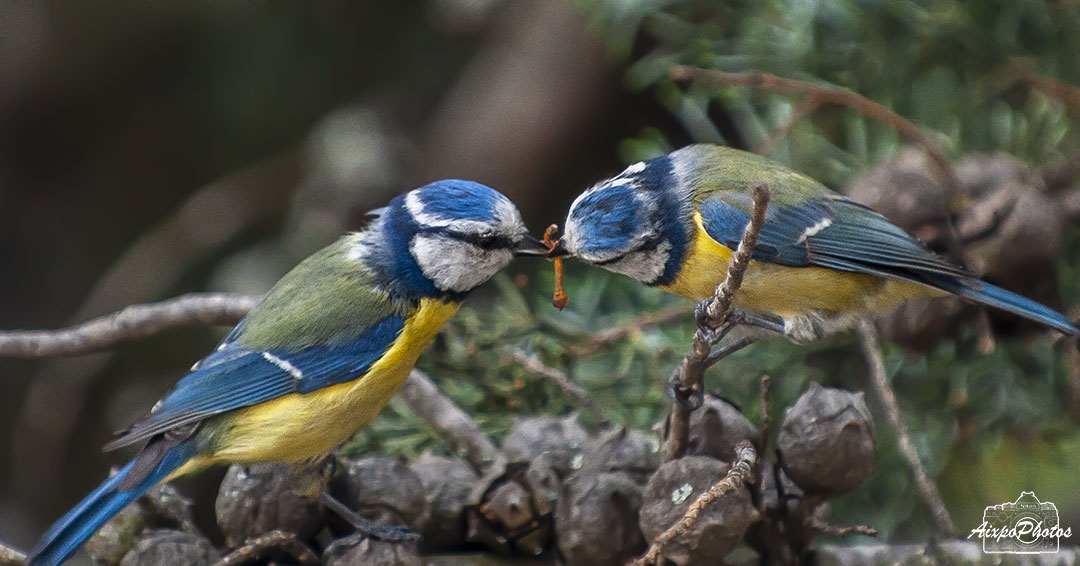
583, 0, 1080, 188
353, 0, 1080, 545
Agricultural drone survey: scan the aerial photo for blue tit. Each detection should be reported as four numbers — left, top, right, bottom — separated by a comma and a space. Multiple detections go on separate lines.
28, 179, 549, 566
554, 144, 1078, 342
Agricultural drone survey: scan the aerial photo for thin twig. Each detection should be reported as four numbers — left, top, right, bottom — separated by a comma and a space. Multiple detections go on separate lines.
758, 374, 772, 456
210, 530, 320, 566
857, 320, 955, 535
568, 306, 690, 356
805, 518, 879, 538
0, 293, 259, 358
633, 441, 758, 566
398, 369, 502, 473
669, 66, 962, 195
704, 184, 770, 326
0, 541, 25, 566
1001, 58, 1080, 113
508, 348, 609, 426
665, 184, 770, 461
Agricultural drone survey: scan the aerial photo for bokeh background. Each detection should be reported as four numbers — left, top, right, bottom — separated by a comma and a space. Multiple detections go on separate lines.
1, 0, 1078, 559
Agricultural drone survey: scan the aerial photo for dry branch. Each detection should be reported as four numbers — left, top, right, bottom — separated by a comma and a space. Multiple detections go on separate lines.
0, 541, 25, 566
398, 369, 502, 472
0, 293, 259, 358
664, 184, 770, 461
508, 348, 608, 425
210, 530, 319, 566
0, 293, 501, 475
857, 320, 955, 535
633, 441, 758, 566
806, 518, 879, 538
1002, 58, 1080, 113
669, 66, 962, 195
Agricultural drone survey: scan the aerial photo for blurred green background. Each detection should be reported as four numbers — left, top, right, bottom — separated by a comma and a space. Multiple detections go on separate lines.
1, 0, 1078, 557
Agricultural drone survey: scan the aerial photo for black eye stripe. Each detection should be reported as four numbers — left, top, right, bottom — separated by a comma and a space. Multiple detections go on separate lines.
416, 227, 514, 250
594, 236, 665, 265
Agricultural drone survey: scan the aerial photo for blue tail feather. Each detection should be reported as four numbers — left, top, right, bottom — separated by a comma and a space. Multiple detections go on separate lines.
28, 442, 194, 566
942, 279, 1078, 336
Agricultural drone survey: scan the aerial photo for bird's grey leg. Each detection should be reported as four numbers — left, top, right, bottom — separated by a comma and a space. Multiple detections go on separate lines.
695, 305, 785, 345
288, 456, 331, 497
308, 455, 420, 543
319, 491, 421, 543
726, 309, 786, 336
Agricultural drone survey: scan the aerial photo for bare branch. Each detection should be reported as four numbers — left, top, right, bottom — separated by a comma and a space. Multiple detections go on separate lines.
857, 320, 955, 535
0, 293, 259, 358
210, 530, 319, 566
508, 348, 609, 426
398, 369, 502, 473
1002, 58, 1080, 113
633, 441, 758, 566
665, 184, 770, 461
806, 517, 878, 538
0, 540, 25, 566
757, 374, 772, 457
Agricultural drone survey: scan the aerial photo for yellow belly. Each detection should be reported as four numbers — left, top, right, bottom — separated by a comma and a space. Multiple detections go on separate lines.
174, 298, 459, 476
659, 218, 935, 320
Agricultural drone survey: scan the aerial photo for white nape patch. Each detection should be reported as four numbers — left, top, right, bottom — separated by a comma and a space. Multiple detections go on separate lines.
345, 231, 376, 263
622, 161, 646, 175
404, 191, 524, 237
410, 234, 513, 293
262, 351, 304, 382
796, 218, 832, 243
601, 240, 672, 284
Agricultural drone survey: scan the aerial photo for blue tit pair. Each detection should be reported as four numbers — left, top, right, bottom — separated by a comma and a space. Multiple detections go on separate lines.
554, 144, 1078, 341
27, 180, 550, 566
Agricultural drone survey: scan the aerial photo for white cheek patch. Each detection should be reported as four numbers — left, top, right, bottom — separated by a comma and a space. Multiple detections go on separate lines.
601, 240, 671, 284
410, 234, 513, 293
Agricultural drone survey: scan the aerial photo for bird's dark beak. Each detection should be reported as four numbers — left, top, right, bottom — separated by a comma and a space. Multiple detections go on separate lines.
547, 240, 571, 258
513, 234, 552, 256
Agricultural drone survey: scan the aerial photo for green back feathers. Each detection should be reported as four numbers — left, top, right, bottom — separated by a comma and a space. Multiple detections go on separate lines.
237, 236, 411, 351
683, 145, 838, 209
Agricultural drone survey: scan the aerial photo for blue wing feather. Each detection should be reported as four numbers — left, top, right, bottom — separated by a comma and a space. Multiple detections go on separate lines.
699, 193, 1079, 335
104, 313, 406, 451
700, 195, 966, 279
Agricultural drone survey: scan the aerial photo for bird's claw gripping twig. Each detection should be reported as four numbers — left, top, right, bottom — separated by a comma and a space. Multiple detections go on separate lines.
694, 300, 737, 345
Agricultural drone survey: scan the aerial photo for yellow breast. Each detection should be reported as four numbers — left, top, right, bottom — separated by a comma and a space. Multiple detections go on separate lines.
200, 298, 460, 466
659, 214, 933, 320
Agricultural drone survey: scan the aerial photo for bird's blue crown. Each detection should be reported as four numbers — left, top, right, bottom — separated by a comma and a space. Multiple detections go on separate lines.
563, 155, 688, 285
